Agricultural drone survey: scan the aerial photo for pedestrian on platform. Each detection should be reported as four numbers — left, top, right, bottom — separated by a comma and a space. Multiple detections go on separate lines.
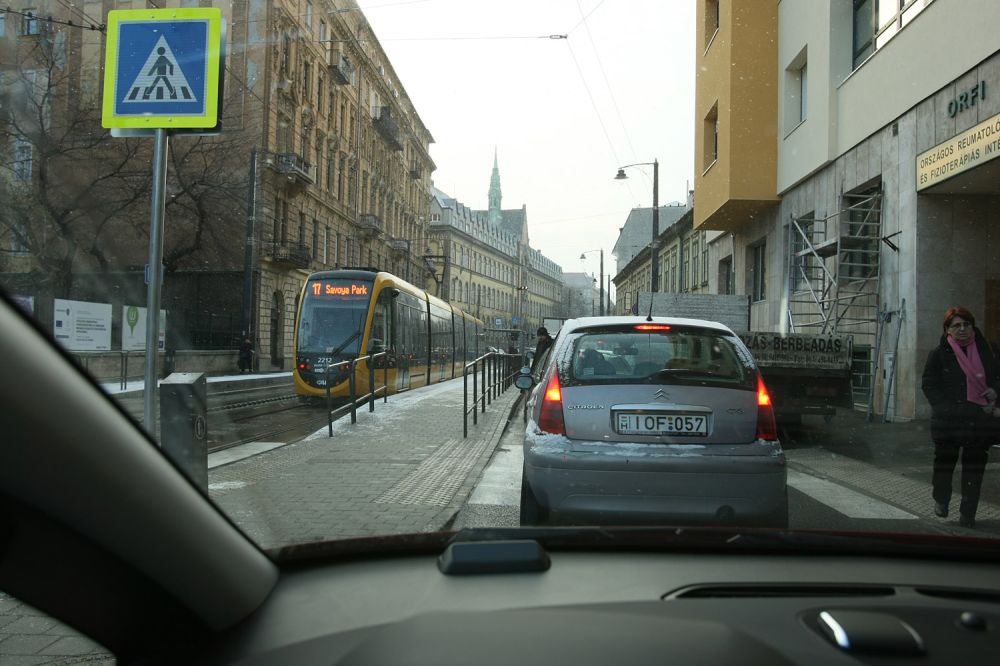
531, 327, 554, 372
921, 306, 1000, 528
238, 338, 254, 374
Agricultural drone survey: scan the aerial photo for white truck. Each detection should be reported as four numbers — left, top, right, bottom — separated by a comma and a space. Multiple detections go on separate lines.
638, 293, 854, 423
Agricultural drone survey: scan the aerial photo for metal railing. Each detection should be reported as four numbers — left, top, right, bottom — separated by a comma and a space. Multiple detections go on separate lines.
71, 350, 138, 390
325, 352, 389, 435
463, 352, 518, 438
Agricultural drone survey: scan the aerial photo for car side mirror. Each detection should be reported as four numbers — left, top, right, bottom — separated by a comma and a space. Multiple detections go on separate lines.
514, 367, 535, 390
367, 338, 386, 354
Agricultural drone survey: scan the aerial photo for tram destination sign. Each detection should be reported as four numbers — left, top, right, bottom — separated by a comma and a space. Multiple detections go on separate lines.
309, 280, 372, 301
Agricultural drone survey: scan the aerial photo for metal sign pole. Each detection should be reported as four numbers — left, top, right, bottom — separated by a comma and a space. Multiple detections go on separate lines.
143, 127, 170, 438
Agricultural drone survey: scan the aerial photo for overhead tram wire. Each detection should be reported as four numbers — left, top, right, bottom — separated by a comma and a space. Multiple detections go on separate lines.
54, 0, 104, 32
567, 0, 606, 35
564, 38, 637, 203
575, 0, 638, 164
0, 8, 103, 31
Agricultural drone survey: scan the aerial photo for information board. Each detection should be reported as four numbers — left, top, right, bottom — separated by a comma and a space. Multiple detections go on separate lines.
53, 299, 112, 351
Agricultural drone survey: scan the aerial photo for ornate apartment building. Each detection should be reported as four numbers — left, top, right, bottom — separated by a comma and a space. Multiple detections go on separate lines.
426, 156, 563, 338
0, 0, 436, 370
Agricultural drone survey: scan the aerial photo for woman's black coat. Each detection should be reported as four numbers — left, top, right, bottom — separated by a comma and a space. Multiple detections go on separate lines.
921, 328, 1000, 442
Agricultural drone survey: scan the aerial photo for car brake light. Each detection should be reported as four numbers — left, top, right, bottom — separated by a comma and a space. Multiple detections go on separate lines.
756, 375, 778, 441
634, 324, 671, 331
538, 371, 566, 434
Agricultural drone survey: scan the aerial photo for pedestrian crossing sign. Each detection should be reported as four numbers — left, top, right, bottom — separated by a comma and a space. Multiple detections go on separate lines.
102, 8, 222, 129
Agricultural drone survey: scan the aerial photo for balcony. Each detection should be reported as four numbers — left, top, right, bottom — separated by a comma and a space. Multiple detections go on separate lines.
409, 165, 422, 180
328, 53, 355, 86
273, 152, 315, 185
357, 213, 384, 237
372, 106, 404, 152
266, 241, 311, 269
388, 237, 410, 255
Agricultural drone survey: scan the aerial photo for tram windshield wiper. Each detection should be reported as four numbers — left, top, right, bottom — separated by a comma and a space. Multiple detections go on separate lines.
327, 328, 362, 357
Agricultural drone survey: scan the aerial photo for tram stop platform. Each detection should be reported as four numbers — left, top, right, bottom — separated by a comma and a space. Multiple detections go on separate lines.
207, 376, 524, 549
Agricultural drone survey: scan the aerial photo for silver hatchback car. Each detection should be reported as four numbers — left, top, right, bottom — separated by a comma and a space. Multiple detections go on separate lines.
520, 316, 787, 528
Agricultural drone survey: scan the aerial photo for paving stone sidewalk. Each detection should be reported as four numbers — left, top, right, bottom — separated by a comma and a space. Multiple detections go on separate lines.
208, 377, 521, 548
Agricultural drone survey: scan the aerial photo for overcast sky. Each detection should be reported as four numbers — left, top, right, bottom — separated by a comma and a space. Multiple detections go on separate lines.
361, 0, 696, 294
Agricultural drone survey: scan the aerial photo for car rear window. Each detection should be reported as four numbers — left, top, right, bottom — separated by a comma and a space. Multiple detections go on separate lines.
567, 326, 755, 389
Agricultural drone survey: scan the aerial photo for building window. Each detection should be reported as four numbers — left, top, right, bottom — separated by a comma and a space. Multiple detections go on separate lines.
700, 233, 709, 286
703, 103, 718, 171
748, 241, 767, 303
13, 137, 33, 181
0, 13, 6, 37
305, 0, 314, 33
8, 220, 29, 254
312, 219, 319, 259
299, 212, 306, 245
303, 61, 312, 100
314, 138, 323, 185
798, 63, 808, 122
844, 186, 882, 280
281, 33, 291, 74
276, 115, 292, 153
853, 0, 877, 69
718, 256, 734, 295
689, 237, 699, 289
22, 10, 38, 36
705, 0, 719, 47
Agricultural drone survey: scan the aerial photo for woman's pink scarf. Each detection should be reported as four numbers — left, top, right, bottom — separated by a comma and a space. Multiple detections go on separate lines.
947, 335, 989, 405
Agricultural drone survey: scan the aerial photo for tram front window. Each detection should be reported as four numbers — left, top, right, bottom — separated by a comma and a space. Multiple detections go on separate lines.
297, 278, 373, 356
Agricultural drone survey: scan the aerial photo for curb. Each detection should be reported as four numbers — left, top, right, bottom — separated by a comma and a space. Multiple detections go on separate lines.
427, 388, 524, 532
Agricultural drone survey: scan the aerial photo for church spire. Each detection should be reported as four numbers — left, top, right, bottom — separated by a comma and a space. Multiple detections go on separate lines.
488, 148, 502, 225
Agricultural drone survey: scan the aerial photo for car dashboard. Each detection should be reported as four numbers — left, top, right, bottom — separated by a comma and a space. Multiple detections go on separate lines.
173, 545, 1000, 665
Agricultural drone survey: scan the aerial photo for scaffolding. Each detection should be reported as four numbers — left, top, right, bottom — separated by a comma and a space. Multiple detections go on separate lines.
786, 190, 889, 409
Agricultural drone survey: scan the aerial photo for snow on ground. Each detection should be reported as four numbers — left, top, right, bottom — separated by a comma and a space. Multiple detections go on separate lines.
100, 371, 293, 395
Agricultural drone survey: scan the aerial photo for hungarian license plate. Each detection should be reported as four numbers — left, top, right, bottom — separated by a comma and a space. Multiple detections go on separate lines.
615, 412, 708, 436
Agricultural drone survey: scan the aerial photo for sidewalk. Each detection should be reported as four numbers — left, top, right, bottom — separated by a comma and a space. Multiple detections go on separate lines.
208, 376, 522, 548
0, 378, 521, 663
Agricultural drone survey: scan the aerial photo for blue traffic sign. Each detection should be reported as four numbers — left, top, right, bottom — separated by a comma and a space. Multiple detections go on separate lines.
103, 9, 222, 129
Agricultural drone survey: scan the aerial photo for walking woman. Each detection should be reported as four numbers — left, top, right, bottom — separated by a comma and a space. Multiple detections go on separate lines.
921, 306, 1000, 528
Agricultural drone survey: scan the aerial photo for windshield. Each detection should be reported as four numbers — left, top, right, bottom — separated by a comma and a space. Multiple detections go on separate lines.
4, 0, 1000, 640
297, 277, 373, 355
568, 327, 754, 389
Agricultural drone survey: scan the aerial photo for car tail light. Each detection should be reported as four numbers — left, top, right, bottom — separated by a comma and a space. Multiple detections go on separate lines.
756, 375, 778, 441
538, 370, 566, 435
634, 324, 671, 331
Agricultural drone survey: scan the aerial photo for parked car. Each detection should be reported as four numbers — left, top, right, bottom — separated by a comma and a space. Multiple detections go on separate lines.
518, 316, 787, 527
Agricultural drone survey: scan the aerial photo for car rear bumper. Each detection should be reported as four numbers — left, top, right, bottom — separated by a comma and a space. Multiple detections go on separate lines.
524, 439, 786, 525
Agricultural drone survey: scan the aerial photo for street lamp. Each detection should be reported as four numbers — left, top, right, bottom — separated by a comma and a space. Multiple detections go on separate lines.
580, 249, 604, 316
615, 159, 659, 293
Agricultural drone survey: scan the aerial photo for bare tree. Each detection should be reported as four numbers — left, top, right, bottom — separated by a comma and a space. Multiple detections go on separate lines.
0, 29, 149, 293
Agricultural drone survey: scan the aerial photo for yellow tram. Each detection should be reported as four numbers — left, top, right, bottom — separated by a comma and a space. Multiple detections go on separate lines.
293, 270, 496, 399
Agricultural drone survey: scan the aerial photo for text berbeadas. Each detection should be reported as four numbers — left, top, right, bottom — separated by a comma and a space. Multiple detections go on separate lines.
740, 335, 844, 354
